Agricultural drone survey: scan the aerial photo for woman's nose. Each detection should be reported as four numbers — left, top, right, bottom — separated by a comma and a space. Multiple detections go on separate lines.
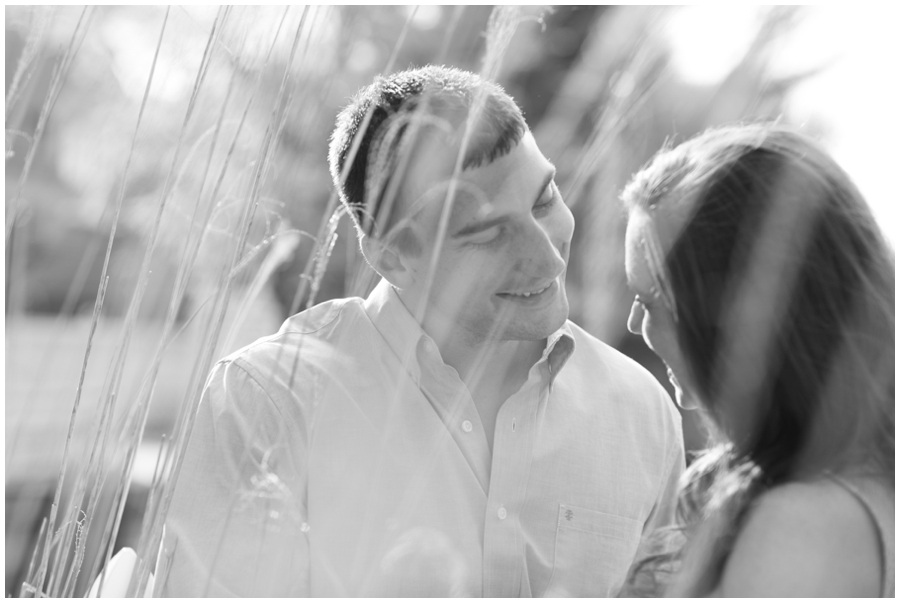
626, 298, 643, 335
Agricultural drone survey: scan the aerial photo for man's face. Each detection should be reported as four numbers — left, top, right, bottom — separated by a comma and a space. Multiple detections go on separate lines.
396, 131, 574, 345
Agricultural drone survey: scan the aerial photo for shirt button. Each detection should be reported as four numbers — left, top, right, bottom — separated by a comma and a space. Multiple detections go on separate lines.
300, 523, 310, 533
462, 420, 473, 433
497, 506, 507, 520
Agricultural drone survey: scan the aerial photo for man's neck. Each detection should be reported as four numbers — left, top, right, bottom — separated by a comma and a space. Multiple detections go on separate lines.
426, 310, 544, 409
438, 331, 544, 391
396, 287, 545, 396
397, 288, 547, 451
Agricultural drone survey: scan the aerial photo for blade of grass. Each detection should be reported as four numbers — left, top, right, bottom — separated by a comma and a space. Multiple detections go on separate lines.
413, 6, 526, 326
71, 8, 231, 596
143, 2, 295, 508
51, 7, 228, 596
290, 4, 420, 316
19, 516, 48, 597
436, 6, 465, 64
352, 8, 527, 578
172, 12, 315, 593
5, 0, 167, 492
39, 5, 170, 592
6, 6, 54, 121
132, 7, 305, 591
32, 274, 108, 597
92, 9, 244, 594
6, 6, 94, 242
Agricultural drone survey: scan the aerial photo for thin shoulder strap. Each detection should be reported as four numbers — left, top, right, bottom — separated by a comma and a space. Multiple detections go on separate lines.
829, 474, 895, 597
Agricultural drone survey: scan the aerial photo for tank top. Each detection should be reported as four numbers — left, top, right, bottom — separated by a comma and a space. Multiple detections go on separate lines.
829, 473, 895, 597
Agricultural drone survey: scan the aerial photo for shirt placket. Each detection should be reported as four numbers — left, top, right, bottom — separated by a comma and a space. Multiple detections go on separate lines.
417, 338, 492, 494
482, 364, 547, 597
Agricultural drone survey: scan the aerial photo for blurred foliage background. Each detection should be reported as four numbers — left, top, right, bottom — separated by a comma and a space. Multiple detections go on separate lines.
5, 5, 896, 596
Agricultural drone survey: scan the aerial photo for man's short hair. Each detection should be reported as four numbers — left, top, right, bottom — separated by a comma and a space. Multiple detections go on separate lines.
328, 65, 527, 238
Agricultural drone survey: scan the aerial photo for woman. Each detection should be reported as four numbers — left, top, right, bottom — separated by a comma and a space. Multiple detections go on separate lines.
619, 125, 894, 597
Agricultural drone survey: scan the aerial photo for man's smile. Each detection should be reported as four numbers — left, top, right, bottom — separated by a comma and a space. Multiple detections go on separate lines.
496, 279, 558, 303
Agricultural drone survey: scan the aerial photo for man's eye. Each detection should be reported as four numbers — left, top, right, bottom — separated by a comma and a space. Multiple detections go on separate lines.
468, 226, 502, 248
533, 182, 557, 215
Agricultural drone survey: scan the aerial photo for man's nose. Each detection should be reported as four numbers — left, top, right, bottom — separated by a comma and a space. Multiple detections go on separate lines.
516, 220, 567, 277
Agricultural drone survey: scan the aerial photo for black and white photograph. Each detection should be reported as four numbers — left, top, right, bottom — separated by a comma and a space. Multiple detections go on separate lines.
5, 5, 895, 597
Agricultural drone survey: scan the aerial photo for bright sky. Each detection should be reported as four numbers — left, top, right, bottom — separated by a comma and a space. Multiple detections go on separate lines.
666, 6, 899, 247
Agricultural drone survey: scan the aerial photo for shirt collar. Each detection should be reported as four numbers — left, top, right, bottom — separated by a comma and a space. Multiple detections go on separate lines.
544, 322, 575, 382
364, 278, 427, 384
364, 277, 576, 384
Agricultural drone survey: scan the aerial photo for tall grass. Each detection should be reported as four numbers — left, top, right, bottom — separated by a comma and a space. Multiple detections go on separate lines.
6, 7, 93, 243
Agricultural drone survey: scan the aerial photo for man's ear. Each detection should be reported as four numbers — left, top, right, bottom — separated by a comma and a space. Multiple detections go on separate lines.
360, 234, 416, 289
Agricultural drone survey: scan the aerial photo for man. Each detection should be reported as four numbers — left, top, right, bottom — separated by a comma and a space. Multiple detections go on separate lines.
162, 65, 684, 597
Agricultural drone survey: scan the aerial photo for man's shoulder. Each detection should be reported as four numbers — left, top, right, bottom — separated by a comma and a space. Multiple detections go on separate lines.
565, 321, 660, 386
220, 295, 369, 371
563, 320, 680, 426
276, 295, 367, 338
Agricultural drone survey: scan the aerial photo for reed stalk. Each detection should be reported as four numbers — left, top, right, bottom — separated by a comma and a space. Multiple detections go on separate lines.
6, 6, 53, 121
133, 7, 295, 566
6, 6, 93, 242
17, 517, 46, 597
132, 10, 325, 596
95, 9, 244, 594
183, 12, 313, 594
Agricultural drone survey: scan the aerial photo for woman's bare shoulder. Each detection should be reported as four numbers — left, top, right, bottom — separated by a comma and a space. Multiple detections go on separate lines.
716, 478, 882, 597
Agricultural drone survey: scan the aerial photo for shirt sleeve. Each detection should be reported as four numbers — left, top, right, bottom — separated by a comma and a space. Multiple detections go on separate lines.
641, 387, 687, 536
161, 359, 310, 597
617, 387, 686, 597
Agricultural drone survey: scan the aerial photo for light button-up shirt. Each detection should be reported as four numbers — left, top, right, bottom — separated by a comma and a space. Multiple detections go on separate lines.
163, 278, 684, 597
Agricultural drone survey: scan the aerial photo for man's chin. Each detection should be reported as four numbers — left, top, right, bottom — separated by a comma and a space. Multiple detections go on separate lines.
545, 300, 569, 335
509, 297, 569, 342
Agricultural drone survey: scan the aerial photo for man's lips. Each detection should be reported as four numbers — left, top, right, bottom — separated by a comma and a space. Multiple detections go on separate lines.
496, 280, 557, 302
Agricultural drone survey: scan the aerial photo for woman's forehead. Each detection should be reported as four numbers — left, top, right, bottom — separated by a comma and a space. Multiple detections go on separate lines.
625, 208, 679, 286
632, 185, 698, 245
624, 215, 655, 294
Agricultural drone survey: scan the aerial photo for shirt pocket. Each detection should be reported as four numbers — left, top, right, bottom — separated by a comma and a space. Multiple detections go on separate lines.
542, 504, 643, 597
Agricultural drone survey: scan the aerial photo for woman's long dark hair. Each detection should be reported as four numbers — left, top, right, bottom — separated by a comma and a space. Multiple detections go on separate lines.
619, 125, 895, 596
